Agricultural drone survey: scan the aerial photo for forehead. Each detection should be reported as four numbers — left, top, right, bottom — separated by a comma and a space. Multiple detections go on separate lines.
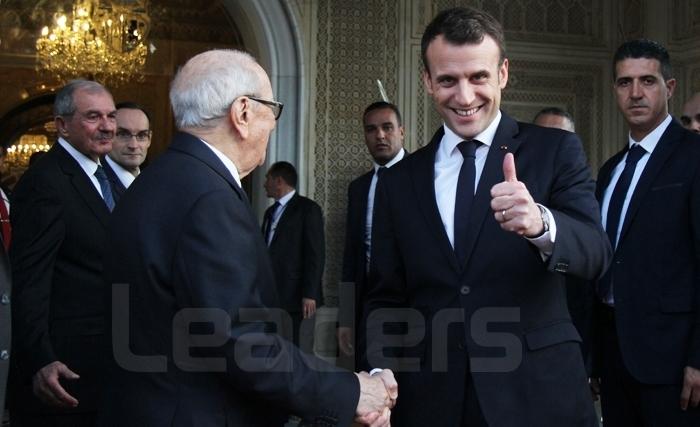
426, 34, 501, 75
615, 57, 663, 79
116, 108, 149, 128
536, 114, 568, 127
364, 108, 399, 125
73, 88, 115, 111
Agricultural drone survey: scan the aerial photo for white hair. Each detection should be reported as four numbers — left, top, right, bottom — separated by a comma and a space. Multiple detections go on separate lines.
169, 49, 265, 129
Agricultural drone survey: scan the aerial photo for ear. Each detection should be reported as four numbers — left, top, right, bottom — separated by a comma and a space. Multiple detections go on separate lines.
399, 125, 406, 139
229, 97, 251, 140
666, 78, 677, 99
498, 58, 509, 89
421, 69, 434, 96
55, 116, 69, 138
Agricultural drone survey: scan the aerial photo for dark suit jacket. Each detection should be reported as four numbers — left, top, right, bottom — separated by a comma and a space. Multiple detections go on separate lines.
263, 193, 324, 313
339, 170, 373, 329
0, 241, 10, 415
98, 132, 358, 427
365, 113, 611, 427
10, 142, 111, 414
101, 156, 127, 201
594, 119, 700, 384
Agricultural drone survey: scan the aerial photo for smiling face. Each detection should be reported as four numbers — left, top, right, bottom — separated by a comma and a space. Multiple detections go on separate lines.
614, 57, 675, 141
363, 107, 405, 165
422, 34, 508, 140
56, 88, 116, 161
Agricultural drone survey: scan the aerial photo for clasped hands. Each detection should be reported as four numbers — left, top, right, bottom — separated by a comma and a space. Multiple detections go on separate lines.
490, 153, 544, 237
354, 369, 398, 427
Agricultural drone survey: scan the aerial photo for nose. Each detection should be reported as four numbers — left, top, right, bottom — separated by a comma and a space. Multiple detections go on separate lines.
630, 80, 643, 99
376, 128, 386, 140
454, 80, 476, 106
693, 119, 700, 134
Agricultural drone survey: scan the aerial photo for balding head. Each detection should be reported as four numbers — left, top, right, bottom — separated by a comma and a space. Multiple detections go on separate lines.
681, 92, 700, 134
169, 49, 271, 130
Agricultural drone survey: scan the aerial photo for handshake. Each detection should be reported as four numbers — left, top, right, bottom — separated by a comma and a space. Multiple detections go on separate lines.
353, 369, 398, 427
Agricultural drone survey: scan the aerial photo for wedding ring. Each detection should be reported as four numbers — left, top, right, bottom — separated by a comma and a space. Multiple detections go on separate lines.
502, 209, 507, 220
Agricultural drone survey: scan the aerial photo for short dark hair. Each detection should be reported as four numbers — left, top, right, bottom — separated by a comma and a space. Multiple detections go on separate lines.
268, 161, 297, 188
533, 107, 575, 127
612, 39, 672, 80
363, 101, 403, 126
421, 7, 506, 74
116, 101, 152, 124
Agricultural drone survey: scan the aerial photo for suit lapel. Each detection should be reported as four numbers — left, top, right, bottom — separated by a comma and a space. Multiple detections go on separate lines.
596, 149, 626, 202
358, 171, 373, 231
53, 144, 111, 227
617, 120, 682, 245
461, 114, 522, 267
269, 193, 299, 247
412, 128, 462, 273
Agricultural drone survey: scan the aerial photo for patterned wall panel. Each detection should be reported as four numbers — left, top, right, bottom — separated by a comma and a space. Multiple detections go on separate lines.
671, 0, 700, 41
314, 0, 400, 304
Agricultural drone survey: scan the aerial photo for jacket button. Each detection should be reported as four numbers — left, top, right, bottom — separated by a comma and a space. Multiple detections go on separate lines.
0, 350, 8, 360
460, 285, 471, 295
1, 293, 9, 305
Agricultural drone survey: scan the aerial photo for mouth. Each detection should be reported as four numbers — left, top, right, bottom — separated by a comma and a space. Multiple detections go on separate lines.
451, 106, 481, 117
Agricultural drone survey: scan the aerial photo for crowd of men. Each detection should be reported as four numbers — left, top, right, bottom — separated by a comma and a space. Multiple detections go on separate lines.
1, 5, 700, 427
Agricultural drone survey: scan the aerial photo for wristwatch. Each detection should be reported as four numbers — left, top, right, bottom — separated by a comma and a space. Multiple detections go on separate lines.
537, 204, 550, 235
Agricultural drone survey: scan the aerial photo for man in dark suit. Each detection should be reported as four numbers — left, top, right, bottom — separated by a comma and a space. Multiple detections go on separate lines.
364, 7, 611, 426
98, 49, 396, 427
594, 39, 700, 426
338, 101, 405, 368
262, 161, 324, 353
10, 80, 117, 426
0, 241, 10, 417
102, 101, 152, 199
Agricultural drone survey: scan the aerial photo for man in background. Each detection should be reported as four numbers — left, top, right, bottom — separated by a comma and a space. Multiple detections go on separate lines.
262, 161, 324, 353
103, 101, 151, 198
338, 101, 406, 369
533, 107, 576, 133
680, 91, 700, 133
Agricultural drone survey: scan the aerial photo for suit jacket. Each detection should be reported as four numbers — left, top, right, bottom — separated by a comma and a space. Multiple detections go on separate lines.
10, 142, 111, 414
263, 193, 324, 313
594, 119, 700, 384
98, 132, 358, 427
0, 241, 10, 414
365, 113, 611, 427
101, 156, 127, 201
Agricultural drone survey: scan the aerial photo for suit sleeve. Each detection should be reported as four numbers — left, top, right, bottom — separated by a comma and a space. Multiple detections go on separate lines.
545, 132, 612, 281
302, 201, 325, 302
173, 190, 358, 424
10, 173, 64, 375
687, 163, 700, 370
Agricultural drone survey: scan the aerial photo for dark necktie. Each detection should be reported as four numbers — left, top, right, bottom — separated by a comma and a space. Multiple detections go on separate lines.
454, 140, 480, 262
94, 165, 115, 212
0, 195, 10, 251
264, 201, 280, 244
598, 144, 646, 299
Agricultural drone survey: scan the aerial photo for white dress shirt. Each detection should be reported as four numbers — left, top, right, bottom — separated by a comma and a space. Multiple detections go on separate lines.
105, 155, 136, 188
199, 138, 242, 188
57, 137, 105, 197
434, 111, 556, 256
266, 190, 296, 245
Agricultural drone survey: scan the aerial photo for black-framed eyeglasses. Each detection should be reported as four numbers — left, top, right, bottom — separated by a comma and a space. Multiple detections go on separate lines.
247, 96, 284, 120
116, 129, 152, 142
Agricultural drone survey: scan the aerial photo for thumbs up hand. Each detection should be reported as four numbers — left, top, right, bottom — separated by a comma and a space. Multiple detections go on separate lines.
490, 153, 544, 237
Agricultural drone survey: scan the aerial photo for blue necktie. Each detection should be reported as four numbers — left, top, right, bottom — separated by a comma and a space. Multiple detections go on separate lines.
264, 201, 280, 244
598, 144, 646, 299
454, 140, 480, 262
94, 165, 115, 212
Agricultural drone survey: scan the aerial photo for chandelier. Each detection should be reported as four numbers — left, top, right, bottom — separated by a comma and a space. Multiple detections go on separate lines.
35, 0, 151, 87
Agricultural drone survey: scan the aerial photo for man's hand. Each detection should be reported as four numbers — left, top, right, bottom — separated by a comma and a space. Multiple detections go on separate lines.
32, 361, 80, 408
491, 153, 543, 237
337, 326, 354, 356
302, 298, 317, 319
680, 366, 700, 410
354, 370, 398, 425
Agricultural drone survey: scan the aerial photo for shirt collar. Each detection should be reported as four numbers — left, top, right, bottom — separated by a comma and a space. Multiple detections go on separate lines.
373, 148, 406, 172
277, 190, 296, 206
57, 137, 101, 176
198, 138, 242, 187
440, 110, 502, 157
628, 114, 672, 154
105, 155, 136, 187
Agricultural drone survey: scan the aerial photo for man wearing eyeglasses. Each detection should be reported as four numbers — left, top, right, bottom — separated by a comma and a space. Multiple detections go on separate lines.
10, 79, 117, 426
99, 49, 396, 427
102, 102, 152, 199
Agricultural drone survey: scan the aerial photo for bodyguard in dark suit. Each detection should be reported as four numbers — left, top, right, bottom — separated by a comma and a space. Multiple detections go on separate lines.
364, 8, 610, 426
0, 240, 10, 416
98, 49, 396, 427
594, 39, 700, 426
262, 161, 324, 352
338, 102, 405, 367
10, 80, 117, 426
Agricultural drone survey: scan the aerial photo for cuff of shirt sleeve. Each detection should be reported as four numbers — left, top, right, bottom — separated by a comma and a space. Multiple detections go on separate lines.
525, 204, 556, 260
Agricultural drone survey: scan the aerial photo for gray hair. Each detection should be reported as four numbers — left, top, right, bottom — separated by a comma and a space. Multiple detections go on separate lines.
54, 79, 111, 116
169, 49, 265, 129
